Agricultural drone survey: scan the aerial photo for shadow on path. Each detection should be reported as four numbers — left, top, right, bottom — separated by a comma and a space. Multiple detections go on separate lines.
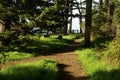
57, 63, 90, 80
53, 41, 80, 54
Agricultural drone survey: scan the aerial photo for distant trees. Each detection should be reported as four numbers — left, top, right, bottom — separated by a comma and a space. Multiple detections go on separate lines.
84, 0, 119, 47
92, 0, 117, 37
1, 0, 119, 48
0, 0, 81, 47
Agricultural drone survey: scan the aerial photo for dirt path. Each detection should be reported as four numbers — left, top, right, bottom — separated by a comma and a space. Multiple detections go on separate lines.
0, 38, 89, 80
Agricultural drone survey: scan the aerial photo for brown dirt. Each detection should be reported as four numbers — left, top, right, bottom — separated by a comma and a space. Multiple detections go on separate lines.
0, 38, 89, 80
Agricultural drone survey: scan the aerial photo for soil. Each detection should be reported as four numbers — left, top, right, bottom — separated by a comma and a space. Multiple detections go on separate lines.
0, 38, 90, 80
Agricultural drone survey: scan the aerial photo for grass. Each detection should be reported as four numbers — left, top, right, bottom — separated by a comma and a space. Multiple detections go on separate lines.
76, 49, 120, 80
0, 59, 58, 80
91, 36, 114, 49
76, 35, 120, 80
0, 34, 80, 63
0, 51, 33, 63
17, 34, 80, 54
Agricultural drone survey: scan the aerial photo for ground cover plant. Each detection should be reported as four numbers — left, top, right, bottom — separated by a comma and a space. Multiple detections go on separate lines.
0, 34, 79, 63
76, 48, 120, 80
0, 59, 58, 80
0, 51, 33, 63
76, 35, 120, 80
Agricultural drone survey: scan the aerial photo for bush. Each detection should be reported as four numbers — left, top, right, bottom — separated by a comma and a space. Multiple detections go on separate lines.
103, 32, 120, 65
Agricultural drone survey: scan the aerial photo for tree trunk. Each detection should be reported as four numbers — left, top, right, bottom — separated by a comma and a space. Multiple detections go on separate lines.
104, 0, 109, 8
69, 17, 72, 33
99, 0, 103, 8
84, 0, 92, 47
69, 3, 73, 34
107, 1, 115, 36
63, 0, 69, 35
63, 25, 68, 35
79, 0, 83, 34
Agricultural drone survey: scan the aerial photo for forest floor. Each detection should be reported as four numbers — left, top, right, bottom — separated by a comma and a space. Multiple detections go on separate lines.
0, 38, 90, 80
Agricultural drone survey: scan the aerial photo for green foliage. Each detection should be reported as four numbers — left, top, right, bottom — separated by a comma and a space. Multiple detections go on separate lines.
91, 36, 114, 49
0, 0, 73, 46
76, 49, 106, 75
113, 1, 120, 26
0, 51, 33, 63
92, 9, 108, 36
0, 59, 58, 80
91, 0, 120, 68
103, 31, 120, 65
92, 0, 120, 37
0, 34, 79, 63
76, 49, 120, 80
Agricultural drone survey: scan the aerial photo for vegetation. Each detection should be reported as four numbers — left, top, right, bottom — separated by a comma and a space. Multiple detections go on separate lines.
76, 49, 120, 80
76, 1, 120, 76
0, 59, 58, 80
0, 51, 33, 63
0, 34, 79, 63
0, 0, 120, 80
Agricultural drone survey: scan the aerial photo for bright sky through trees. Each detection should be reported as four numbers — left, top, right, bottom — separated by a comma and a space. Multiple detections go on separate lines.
72, 0, 99, 31
72, 8, 79, 31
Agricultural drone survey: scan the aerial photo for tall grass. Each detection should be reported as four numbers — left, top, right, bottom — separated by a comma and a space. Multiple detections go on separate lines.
0, 59, 58, 80
76, 49, 120, 80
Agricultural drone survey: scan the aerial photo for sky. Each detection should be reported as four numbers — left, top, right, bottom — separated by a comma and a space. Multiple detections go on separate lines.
72, 16, 79, 30
71, 0, 84, 31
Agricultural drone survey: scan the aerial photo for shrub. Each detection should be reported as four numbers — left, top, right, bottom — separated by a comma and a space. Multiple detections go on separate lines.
103, 33, 120, 66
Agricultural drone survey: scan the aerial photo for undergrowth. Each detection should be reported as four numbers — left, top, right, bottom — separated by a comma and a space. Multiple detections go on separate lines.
76, 35, 120, 80
76, 49, 120, 80
0, 59, 58, 80
0, 51, 33, 63
0, 34, 79, 63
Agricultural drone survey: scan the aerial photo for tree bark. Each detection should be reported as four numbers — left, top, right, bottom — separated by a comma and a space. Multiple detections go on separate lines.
107, 1, 115, 35
84, 0, 92, 47
79, 0, 83, 34
69, 3, 73, 34
104, 0, 109, 8
69, 17, 72, 33
99, 0, 103, 8
63, 0, 69, 35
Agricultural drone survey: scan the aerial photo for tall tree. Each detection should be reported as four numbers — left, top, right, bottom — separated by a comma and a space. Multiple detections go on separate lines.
68, 0, 73, 33
99, 0, 103, 8
79, 0, 83, 34
107, 0, 115, 35
84, 0, 92, 47
104, 0, 109, 8
63, 0, 69, 35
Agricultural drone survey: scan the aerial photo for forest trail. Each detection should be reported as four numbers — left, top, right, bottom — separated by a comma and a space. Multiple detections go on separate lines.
0, 38, 89, 80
